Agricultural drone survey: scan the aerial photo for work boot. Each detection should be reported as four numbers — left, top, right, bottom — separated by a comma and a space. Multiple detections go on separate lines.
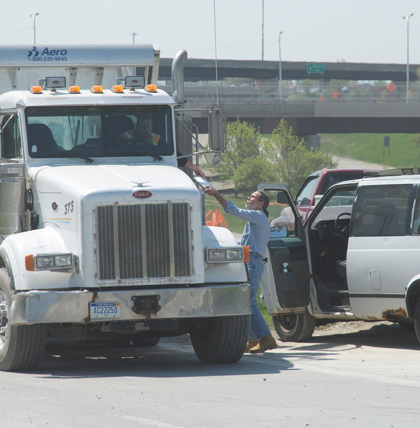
249, 334, 277, 353
245, 340, 260, 353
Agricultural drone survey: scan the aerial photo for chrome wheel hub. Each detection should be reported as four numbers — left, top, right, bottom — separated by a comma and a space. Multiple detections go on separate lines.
0, 292, 8, 347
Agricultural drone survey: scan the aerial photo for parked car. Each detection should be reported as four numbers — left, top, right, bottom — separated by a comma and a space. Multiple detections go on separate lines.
259, 168, 420, 345
270, 169, 378, 231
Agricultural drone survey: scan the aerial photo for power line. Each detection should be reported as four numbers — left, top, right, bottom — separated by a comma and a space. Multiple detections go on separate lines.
0, 26, 32, 36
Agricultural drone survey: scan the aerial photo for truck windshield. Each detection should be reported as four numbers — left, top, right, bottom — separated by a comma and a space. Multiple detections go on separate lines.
25, 105, 174, 159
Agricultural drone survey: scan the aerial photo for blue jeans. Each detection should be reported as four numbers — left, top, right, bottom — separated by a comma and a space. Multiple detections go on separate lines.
247, 254, 271, 341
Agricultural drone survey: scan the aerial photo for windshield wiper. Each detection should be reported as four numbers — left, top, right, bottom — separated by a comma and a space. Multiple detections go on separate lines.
62, 152, 94, 164
124, 151, 163, 161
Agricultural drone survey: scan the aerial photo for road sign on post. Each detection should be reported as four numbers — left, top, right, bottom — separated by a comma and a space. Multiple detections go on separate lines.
307, 64, 325, 74
383, 136, 390, 158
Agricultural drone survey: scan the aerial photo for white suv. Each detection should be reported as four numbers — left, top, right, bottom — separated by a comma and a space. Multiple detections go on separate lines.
260, 169, 420, 345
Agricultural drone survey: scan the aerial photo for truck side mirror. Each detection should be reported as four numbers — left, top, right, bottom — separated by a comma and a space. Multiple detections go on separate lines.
208, 108, 225, 152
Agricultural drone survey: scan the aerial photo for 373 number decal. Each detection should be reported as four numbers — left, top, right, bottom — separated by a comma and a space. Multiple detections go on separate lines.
64, 201, 74, 215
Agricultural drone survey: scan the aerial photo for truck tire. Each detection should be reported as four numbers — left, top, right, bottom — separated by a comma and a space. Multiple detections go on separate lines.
131, 337, 160, 347
414, 299, 420, 343
272, 308, 316, 342
0, 268, 47, 372
190, 315, 250, 363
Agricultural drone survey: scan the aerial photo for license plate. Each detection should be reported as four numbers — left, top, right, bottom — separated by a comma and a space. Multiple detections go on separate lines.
90, 302, 121, 319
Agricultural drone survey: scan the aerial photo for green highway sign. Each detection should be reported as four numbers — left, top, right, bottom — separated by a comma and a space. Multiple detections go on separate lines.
307, 63, 325, 74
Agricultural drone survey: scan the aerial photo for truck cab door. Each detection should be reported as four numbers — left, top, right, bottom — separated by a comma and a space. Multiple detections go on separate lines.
258, 183, 310, 314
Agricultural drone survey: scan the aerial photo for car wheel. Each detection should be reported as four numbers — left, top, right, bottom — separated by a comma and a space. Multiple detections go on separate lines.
190, 315, 250, 363
272, 308, 316, 342
131, 337, 160, 347
0, 268, 47, 371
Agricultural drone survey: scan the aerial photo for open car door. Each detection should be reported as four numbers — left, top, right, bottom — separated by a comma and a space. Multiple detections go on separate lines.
258, 183, 311, 317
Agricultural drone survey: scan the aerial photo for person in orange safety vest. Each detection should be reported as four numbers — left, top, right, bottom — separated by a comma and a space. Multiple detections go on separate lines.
117, 113, 206, 178
118, 113, 160, 146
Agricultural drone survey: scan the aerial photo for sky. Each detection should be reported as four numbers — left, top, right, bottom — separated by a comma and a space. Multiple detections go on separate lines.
1, 0, 420, 65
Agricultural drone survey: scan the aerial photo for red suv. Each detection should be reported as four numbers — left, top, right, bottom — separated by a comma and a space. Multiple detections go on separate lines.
271, 169, 378, 228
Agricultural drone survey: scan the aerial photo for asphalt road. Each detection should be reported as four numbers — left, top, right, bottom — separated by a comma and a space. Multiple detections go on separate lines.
1, 322, 419, 428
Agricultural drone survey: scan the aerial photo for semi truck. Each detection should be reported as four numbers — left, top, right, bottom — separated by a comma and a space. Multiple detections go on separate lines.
0, 44, 251, 371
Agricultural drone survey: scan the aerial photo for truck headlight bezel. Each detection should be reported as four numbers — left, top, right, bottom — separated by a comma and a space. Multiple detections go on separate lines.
205, 247, 247, 263
25, 253, 76, 272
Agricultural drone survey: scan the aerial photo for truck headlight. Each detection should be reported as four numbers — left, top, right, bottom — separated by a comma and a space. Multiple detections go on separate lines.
206, 246, 249, 263
25, 253, 75, 271
226, 249, 243, 261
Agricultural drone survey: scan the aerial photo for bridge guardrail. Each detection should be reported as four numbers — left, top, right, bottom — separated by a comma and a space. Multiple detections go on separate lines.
158, 81, 420, 103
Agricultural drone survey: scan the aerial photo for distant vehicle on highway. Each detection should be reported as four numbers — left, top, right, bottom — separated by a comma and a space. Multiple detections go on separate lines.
270, 169, 378, 230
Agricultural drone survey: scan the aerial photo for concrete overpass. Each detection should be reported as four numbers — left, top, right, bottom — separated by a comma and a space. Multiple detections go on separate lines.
158, 81, 420, 134
185, 99, 420, 135
159, 58, 420, 82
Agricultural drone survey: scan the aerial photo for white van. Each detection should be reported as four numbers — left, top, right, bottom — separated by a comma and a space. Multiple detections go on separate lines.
259, 169, 420, 345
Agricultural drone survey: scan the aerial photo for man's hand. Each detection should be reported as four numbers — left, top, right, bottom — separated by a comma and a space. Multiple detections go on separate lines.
204, 186, 227, 209
184, 161, 205, 178
203, 186, 218, 197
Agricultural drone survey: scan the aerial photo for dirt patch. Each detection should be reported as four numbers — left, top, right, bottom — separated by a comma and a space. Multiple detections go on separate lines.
313, 320, 395, 337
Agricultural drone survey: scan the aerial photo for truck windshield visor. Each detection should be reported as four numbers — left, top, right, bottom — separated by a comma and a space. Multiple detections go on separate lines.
25, 105, 174, 159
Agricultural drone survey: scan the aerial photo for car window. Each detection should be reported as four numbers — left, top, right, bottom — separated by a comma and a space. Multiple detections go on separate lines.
411, 187, 420, 234
319, 172, 366, 195
310, 188, 355, 228
351, 185, 413, 237
0, 114, 21, 159
295, 176, 318, 207
267, 189, 297, 238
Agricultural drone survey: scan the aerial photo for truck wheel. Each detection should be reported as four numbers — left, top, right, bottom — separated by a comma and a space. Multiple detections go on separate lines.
131, 337, 160, 347
414, 299, 420, 343
272, 308, 316, 342
190, 315, 250, 363
0, 268, 47, 372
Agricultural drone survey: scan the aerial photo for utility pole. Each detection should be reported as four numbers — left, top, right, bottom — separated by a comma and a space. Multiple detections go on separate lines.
402, 14, 414, 102
261, 0, 264, 60
279, 31, 283, 101
130, 32, 138, 44
30, 13, 39, 44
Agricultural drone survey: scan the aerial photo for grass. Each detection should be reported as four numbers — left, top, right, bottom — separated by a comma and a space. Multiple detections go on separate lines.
319, 133, 420, 168
258, 289, 274, 329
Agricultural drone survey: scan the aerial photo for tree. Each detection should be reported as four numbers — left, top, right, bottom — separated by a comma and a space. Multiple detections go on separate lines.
214, 119, 262, 195
263, 120, 337, 196
233, 157, 276, 194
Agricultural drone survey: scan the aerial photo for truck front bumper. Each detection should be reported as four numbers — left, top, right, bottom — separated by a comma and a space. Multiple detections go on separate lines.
10, 284, 251, 325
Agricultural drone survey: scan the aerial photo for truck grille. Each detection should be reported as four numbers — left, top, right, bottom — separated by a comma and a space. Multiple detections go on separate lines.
96, 203, 192, 281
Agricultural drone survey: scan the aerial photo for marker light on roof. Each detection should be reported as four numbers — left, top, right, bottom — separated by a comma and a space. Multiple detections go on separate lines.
30, 86, 43, 94
69, 86, 80, 94
112, 85, 124, 93
146, 84, 157, 92
91, 85, 103, 93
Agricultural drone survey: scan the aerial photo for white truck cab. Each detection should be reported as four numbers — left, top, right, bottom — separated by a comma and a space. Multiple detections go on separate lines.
0, 45, 251, 371
259, 170, 420, 345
